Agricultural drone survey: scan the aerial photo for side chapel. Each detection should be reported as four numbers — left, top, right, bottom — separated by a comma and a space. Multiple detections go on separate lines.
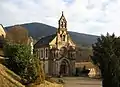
34, 12, 76, 76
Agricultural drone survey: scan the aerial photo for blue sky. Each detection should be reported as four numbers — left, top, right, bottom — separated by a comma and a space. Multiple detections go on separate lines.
0, 0, 120, 36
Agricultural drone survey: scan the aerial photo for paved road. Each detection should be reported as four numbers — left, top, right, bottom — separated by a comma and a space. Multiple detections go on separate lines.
62, 77, 102, 87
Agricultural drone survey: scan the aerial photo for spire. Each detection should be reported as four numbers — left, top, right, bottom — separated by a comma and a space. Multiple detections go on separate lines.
61, 11, 66, 20
58, 11, 67, 29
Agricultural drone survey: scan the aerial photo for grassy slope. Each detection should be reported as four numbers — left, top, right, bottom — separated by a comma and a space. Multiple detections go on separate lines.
0, 64, 25, 87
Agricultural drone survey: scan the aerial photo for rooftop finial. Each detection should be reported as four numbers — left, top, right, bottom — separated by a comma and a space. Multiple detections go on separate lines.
58, 11, 67, 29
62, 11, 64, 16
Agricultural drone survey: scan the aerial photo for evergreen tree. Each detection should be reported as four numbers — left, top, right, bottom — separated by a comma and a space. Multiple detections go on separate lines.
91, 33, 120, 87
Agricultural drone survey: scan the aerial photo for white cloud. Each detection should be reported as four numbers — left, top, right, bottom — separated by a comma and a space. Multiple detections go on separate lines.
0, 0, 120, 36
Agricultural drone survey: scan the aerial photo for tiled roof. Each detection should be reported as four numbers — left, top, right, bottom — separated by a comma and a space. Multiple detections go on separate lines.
34, 34, 56, 48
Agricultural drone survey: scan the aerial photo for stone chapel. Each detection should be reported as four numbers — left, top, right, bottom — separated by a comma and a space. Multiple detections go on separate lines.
34, 12, 76, 76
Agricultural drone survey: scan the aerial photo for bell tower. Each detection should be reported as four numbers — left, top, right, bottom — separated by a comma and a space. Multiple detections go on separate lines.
56, 11, 68, 48
58, 11, 67, 29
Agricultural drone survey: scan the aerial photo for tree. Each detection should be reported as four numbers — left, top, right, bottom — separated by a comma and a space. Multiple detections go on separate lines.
6, 25, 29, 44
91, 33, 120, 87
3, 43, 45, 84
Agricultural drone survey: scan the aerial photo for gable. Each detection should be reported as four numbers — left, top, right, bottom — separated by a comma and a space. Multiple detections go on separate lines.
49, 36, 57, 45
68, 34, 76, 47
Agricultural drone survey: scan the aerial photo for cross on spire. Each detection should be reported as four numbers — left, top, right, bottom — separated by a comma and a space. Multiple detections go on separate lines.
62, 11, 64, 16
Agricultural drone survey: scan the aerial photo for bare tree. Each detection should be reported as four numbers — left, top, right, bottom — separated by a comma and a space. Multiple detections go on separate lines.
6, 25, 29, 44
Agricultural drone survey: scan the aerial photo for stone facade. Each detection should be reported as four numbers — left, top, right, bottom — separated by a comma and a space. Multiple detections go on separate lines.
34, 12, 100, 77
34, 12, 76, 76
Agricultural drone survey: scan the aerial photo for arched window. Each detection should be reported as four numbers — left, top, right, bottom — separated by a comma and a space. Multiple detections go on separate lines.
45, 48, 48, 58
40, 49, 43, 58
63, 35, 65, 41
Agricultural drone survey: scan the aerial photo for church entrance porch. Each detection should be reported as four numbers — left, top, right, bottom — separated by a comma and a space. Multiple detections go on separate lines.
59, 59, 70, 76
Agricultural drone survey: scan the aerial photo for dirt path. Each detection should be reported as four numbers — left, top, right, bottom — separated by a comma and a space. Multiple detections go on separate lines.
62, 77, 102, 87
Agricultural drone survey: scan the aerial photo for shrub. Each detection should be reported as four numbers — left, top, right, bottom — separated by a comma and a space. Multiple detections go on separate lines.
4, 43, 44, 84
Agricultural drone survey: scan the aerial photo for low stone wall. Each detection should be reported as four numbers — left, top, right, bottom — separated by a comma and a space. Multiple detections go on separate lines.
75, 62, 101, 78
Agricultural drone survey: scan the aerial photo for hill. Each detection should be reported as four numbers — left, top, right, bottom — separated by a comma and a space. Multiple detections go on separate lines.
5, 22, 99, 47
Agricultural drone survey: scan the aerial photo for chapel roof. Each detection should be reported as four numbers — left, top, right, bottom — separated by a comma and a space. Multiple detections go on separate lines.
34, 34, 56, 48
